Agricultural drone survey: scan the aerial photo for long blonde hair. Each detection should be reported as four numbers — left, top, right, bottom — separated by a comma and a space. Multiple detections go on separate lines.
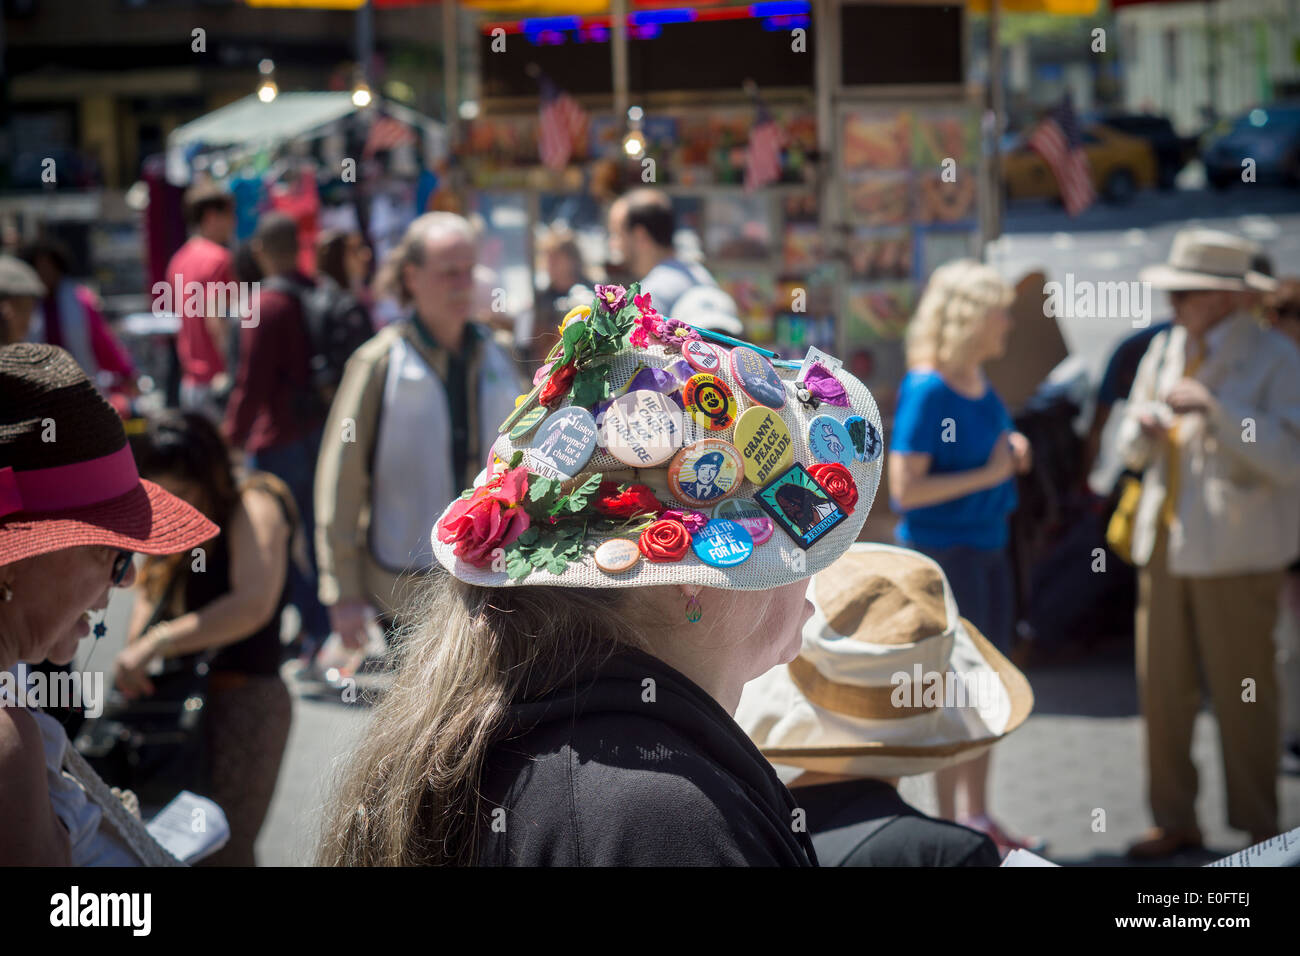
905, 259, 1013, 369
316, 574, 651, 866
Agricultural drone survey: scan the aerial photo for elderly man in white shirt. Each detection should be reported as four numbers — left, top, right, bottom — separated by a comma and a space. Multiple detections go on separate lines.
1116, 228, 1300, 859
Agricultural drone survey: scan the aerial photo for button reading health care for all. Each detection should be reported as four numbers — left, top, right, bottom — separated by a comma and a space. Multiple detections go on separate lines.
601, 389, 684, 467
691, 518, 754, 568
683, 373, 737, 431
733, 405, 793, 488
682, 338, 723, 373
729, 345, 787, 410
712, 497, 775, 545
594, 538, 641, 574
668, 439, 745, 506
808, 414, 855, 467
529, 407, 598, 479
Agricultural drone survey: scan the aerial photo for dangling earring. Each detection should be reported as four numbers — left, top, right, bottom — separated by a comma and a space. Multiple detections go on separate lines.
0, 583, 13, 602
685, 593, 702, 624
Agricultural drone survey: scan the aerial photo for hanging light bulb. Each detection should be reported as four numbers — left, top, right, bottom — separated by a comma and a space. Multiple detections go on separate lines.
622, 105, 645, 160
257, 58, 278, 103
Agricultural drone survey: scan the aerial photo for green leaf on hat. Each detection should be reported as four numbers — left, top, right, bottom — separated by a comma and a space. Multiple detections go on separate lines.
528, 476, 555, 503
560, 319, 588, 367
505, 545, 534, 581
570, 364, 610, 409
508, 450, 524, 469
564, 473, 603, 514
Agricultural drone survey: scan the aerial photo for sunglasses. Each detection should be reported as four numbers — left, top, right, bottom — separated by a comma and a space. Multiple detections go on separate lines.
111, 549, 135, 587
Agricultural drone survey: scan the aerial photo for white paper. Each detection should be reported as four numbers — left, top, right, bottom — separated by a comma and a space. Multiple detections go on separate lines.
1206, 825, 1300, 867
146, 791, 229, 864
1000, 848, 1059, 867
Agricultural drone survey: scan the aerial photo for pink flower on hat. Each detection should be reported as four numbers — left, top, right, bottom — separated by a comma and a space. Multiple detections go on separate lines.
436, 466, 531, 568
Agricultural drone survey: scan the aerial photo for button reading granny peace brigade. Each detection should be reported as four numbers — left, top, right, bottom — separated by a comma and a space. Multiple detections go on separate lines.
509, 405, 548, 440
808, 414, 855, 467
668, 439, 745, 506
734, 405, 793, 488
530, 407, 598, 479
682, 338, 723, 373
712, 497, 775, 546
683, 373, 737, 431
729, 345, 787, 410
691, 518, 754, 568
601, 389, 684, 467
594, 538, 641, 574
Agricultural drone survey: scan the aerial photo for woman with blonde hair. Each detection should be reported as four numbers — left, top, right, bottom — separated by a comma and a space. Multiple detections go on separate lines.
317, 282, 884, 865
889, 258, 1039, 855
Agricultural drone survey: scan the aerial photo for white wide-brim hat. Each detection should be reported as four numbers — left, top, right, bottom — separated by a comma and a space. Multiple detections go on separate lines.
1139, 227, 1276, 293
430, 284, 884, 591
736, 543, 1034, 779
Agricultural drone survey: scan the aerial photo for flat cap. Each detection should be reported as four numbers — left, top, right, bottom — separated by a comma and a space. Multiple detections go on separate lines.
0, 254, 45, 297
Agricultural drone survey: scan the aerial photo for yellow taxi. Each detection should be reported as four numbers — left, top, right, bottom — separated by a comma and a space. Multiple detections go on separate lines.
1002, 123, 1158, 204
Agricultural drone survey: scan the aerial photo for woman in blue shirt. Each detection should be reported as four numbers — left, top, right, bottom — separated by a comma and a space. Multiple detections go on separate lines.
889, 258, 1040, 856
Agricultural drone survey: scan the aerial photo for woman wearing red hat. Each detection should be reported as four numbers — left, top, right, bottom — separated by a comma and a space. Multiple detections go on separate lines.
0, 343, 218, 865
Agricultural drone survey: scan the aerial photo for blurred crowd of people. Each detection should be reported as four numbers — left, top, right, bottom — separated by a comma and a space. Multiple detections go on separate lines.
2, 177, 1298, 867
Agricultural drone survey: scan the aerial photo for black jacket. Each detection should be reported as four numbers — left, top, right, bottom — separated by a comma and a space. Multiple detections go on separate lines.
794, 779, 999, 867
476, 645, 818, 866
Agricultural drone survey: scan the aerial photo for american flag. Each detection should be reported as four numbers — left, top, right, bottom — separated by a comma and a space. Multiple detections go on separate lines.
744, 97, 785, 192
363, 115, 417, 158
538, 76, 587, 172
1026, 94, 1096, 216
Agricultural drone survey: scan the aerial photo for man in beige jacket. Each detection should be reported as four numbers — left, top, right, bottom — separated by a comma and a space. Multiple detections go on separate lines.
1116, 229, 1300, 858
314, 213, 521, 651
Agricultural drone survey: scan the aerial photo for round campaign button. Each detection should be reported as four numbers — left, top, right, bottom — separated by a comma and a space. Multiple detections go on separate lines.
530, 407, 599, 479
601, 390, 684, 467
668, 439, 745, 506
509, 405, 548, 441
691, 519, 754, 568
733, 405, 793, 488
683, 373, 737, 431
845, 415, 883, 463
729, 346, 787, 410
682, 338, 723, 373
594, 538, 641, 574
712, 498, 774, 545
808, 415, 855, 467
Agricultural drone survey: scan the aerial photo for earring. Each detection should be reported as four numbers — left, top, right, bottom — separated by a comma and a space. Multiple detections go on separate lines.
0, 583, 12, 602
685, 593, 702, 624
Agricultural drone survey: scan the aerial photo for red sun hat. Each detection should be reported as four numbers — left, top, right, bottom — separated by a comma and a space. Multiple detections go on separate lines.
0, 343, 219, 566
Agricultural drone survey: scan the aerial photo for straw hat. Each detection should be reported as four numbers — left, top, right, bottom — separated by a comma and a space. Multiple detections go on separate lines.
1139, 228, 1277, 293
736, 543, 1034, 778
0, 343, 218, 565
431, 282, 884, 590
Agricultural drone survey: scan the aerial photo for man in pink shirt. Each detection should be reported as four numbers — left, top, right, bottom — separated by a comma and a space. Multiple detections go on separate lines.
167, 182, 236, 417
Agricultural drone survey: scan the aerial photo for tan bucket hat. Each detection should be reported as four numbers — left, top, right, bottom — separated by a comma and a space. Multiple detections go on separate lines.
1139, 227, 1277, 293
736, 543, 1034, 778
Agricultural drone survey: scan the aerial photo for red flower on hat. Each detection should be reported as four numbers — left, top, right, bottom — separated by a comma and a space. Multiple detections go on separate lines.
539, 362, 577, 407
808, 463, 857, 514
436, 466, 531, 568
638, 518, 691, 563
594, 482, 663, 519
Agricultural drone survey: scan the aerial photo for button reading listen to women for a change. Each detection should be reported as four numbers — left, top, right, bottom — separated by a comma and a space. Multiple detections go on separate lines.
691, 518, 754, 568
529, 407, 599, 479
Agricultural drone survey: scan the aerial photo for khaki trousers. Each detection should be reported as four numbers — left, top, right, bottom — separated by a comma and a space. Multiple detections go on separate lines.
1136, 523, 1282, 838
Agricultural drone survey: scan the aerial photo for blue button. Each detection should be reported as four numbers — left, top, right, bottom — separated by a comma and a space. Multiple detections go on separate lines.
808, 415, 855, 467
691, 518, 754, 567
